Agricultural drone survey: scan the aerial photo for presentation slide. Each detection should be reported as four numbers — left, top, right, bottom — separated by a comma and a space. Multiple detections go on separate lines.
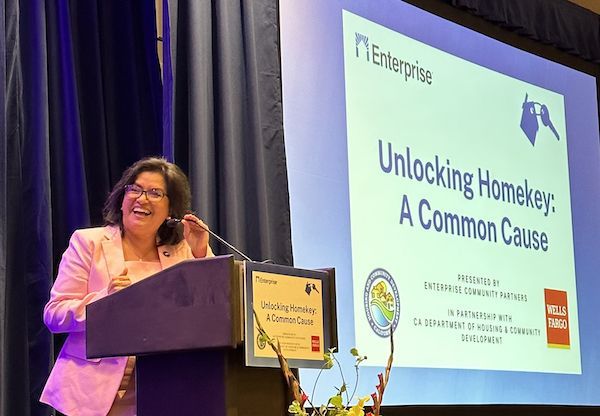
345, 10, 578, 374
280, 0, 600, 407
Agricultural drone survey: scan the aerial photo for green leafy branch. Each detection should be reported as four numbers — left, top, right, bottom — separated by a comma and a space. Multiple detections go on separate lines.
253, 308, 394, 416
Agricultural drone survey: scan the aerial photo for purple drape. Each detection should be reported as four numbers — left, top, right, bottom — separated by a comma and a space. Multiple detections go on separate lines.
162, 0, 174, 162
2, 1, 162, 415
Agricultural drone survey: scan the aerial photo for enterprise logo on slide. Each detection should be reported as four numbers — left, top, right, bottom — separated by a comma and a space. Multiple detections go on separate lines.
364, 268, 400, 337
354, 32, 433, 85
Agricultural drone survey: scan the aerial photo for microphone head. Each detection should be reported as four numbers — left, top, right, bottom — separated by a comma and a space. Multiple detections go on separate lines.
166, 218, 182, 228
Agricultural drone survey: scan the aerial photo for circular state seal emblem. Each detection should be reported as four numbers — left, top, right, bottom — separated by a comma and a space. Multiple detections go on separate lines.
364, 268, 400, 337
256, 333, 267, 350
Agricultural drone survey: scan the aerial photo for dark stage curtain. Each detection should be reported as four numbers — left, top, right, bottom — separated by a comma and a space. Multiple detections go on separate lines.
1, 1, 162, 415
166, 0, 293, 266
446, 0, 600, 64
2, 0, 52, 414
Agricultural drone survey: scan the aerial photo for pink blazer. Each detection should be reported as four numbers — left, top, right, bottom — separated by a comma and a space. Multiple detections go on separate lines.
40, 225, 209, 416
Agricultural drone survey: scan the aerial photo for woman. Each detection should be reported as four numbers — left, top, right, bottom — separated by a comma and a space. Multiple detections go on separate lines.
40, 157, 213, 416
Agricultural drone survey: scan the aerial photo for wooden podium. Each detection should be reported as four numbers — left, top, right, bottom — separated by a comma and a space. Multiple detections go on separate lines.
86, 255, 287, 416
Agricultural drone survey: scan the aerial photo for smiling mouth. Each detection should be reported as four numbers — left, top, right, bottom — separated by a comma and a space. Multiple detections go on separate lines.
132, 208, 151, 216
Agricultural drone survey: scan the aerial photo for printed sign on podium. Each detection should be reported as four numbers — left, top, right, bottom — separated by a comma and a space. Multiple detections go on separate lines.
244, 262, 336, 368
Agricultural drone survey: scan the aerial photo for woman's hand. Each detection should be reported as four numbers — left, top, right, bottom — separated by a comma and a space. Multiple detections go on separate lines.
108, 268, 131, 294
182, 213, 210, 258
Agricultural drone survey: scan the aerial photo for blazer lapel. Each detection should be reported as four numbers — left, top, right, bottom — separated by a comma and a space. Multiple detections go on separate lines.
102, 226, 187, 274
158, 243, 185, 270
101, 226, 127, 278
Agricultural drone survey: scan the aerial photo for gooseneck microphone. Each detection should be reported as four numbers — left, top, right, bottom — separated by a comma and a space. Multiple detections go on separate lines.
166, 217, 253, 262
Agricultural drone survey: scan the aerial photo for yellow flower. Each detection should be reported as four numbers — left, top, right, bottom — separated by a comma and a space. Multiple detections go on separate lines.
288, 400, 308, 416
347, 396, 371, 416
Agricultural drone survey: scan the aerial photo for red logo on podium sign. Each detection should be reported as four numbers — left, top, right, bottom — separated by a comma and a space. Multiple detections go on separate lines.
544, 289, 570, 349
311, 336, 320, 352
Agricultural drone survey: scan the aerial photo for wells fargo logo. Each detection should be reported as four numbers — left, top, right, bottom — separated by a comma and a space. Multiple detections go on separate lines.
544, 288, 570, 349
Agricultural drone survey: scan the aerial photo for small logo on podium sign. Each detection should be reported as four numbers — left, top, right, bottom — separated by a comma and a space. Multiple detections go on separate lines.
256, 333, 267, 350
544, 288, 570, 349
305, 282, 320, 295
311, 336, 320, 352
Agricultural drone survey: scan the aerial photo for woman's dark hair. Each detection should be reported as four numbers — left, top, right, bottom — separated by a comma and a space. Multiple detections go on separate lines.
103, 157, 191, 246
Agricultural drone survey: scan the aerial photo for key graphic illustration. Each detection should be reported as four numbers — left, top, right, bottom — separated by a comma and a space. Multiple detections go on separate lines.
540, 104, 560, 140
305, 282, 319, 295
520, 94, 539, 145
520, 94, 560, 145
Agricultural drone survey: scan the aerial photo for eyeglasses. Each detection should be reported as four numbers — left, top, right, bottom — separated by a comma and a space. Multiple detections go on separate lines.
124, 184, 167, 202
